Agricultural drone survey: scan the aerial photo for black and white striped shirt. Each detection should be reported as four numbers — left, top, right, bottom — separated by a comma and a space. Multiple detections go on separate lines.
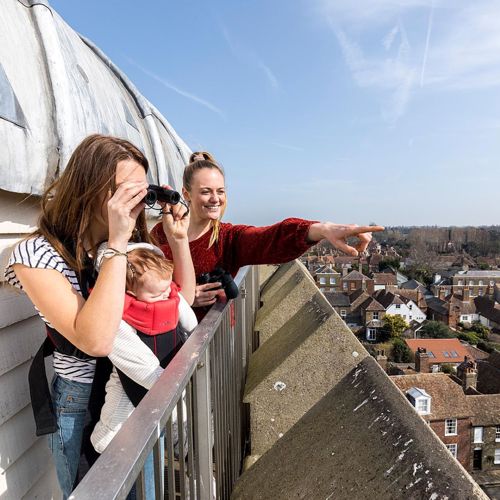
5, 236, 95, 383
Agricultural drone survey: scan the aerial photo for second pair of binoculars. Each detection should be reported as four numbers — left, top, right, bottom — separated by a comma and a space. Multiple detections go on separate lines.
143, 185, 181, 205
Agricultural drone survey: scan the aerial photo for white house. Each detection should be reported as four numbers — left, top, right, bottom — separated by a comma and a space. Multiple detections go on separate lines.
0, 1, 190, 497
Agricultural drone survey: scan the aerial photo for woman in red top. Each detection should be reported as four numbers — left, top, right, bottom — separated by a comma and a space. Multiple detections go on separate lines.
151, 153, 383, 314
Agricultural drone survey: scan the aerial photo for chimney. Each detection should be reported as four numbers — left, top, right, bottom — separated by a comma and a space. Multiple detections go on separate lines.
415, 347, 429, 373
438, 288, 447, 300
457, 357, 477, 391
358, 259, 363, 274
463, 286, 470, 302
342, 266, 348, 277
376, 349, 387, 372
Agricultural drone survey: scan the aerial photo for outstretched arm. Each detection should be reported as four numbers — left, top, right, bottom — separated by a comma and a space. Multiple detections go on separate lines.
306, 223, 385, 256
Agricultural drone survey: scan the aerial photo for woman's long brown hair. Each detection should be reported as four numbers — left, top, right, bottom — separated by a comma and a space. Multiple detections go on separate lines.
35, 134, 151, 272
183, 159, 225, 248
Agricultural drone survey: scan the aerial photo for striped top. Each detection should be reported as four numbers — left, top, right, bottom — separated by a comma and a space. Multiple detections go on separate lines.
5, 236, 96, 383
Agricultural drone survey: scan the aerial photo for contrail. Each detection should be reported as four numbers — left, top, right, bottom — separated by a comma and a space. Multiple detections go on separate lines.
420, 0, 435, 87
128, 58, 225, 118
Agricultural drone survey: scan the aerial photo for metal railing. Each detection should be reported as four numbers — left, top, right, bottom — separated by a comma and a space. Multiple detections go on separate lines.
71, 266, 260, 500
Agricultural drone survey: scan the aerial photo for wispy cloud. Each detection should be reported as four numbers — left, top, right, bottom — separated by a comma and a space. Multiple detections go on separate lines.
220, 24, 280, 90
127, 58, 225, 118
317, 0, 500, 120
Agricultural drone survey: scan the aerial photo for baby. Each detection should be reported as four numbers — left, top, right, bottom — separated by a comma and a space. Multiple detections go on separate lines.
91, 243, 197, 453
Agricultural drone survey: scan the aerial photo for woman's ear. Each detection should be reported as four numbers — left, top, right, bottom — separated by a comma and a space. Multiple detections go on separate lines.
182, 187, 190, 202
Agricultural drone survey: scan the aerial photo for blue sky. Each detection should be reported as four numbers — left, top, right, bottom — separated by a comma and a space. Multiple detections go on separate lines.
50, 0, 500, 227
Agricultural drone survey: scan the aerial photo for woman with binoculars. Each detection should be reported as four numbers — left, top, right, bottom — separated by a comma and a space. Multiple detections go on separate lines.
152, 151, 384, 318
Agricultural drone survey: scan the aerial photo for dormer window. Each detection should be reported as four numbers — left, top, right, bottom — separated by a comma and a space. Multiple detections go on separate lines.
406, 387, 431, 415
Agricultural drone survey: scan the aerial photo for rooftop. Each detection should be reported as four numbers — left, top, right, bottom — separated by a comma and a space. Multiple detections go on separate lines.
405, 338, 470, 364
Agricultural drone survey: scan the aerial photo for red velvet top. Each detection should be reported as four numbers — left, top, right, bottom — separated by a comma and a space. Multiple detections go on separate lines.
151, 218, 317, 278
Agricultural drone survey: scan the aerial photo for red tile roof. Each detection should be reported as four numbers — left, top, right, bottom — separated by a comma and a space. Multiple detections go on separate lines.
405, 338, 469, 364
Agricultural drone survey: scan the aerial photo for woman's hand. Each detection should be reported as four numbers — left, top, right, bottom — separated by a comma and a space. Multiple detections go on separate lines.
107, 180, 148, 249
160, 185, 190, 242
308, 222, 385, 256
193, 282, 223, 307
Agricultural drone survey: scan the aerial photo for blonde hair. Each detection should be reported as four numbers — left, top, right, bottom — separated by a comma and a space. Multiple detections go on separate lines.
36, 134, 151, 272
126, 248, 174, 292
183, 158, 225, 248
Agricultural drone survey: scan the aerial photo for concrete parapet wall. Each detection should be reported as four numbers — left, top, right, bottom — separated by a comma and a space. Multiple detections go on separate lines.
235, 260, 486, 499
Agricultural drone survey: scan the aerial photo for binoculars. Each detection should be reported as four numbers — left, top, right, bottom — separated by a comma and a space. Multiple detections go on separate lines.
143, 185, 181, 205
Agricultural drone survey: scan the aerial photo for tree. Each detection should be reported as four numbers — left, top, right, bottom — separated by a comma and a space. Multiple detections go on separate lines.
458, 332, 481, 345
382, 314, 408, 340
391, 338, 414, 363
378, 257, 401, 271
419, 321, 455, 339
440, 363, 454, 374
469, 321, 490, 340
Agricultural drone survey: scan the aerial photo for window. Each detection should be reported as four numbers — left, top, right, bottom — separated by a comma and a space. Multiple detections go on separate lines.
409, 304, 413, 310
367, 328, 377, 341
427, 351, 435, 358
409, 315, 413, 320
443, 352, 450, 358
395, 304, 401, 309
458, 280, 464, 286
479, 280, 484, 286
446, 444, 458, 458
462, 315, 469, 321
495, 449, 500, 465
343, 282, 348, 291
319, 277, 326, 284
373, 312, 379, 320
490, 281, 495, 287
445, 419, 457, 436
350, 282, 356, 290
478, 289, 484, 296
329, 277, 336, 285
450, 351, 459, 358
473, 427, 484, 443
340, 309, 347, 318
470, 280, 475, 286
416, 399, 430, 414
496, 426, 500, 442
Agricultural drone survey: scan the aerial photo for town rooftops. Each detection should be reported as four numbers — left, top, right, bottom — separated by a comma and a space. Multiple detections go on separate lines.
343, 270, 369, 281
391, 373, 471, 420
323, 291, 350, 307
405, 338, 470, 364
400, 279, 426, 291
474, 296, 500, 324
467, 394, 500, 426
456, 270, 500, 278
372, 273, 397, 285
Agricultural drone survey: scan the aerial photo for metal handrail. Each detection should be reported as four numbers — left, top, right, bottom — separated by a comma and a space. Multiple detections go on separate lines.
71, 266, 258, 499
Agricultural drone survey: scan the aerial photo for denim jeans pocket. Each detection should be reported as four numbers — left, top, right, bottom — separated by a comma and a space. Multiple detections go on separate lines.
52, 375, 91, 414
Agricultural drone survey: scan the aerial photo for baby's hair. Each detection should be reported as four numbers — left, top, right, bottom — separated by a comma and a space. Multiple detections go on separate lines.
126, 248, 174, 292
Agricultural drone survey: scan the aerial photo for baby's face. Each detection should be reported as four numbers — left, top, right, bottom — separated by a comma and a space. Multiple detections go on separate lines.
134, 270, 172, 303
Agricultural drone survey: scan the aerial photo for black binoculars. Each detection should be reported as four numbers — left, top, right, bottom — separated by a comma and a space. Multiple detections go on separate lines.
198, 268, 239, 300
143, 185, 181, 205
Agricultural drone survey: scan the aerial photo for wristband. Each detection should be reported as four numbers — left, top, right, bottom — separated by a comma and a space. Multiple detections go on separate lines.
101, 247, 128, 260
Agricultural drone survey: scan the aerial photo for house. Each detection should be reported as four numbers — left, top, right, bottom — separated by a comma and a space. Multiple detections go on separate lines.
374, 290, 426, 324
474, 295, 500, 330
340, 269, 374, 294
313, 264, 341, 293
391, 373, 472, 468
426, 290, 478, 329
357, 297, 385, 342
406, 339, 471, 372
380, 266, 408, 286
452, 270, 500, 299
372, 272, 397, 291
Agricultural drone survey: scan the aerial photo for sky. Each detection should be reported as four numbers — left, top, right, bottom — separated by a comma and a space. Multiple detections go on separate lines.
49, 0, 500, 227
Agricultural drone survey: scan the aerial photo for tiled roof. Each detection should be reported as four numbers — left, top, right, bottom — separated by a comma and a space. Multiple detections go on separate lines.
349, 290, 371, 310
372, 273, 397, 285
401, 279, 425, 290
458, 270, 500, 278
391, 373, 471, 420
448, 294, 477, 315
359, 297, 385, 312
474, 296, 500, 324
373, 290, 403, 309
405, 338, 469, 364
343, 270, 369, 281
323, 291, 350, 307
426, 297, 448, 316
467, 395, 500, 426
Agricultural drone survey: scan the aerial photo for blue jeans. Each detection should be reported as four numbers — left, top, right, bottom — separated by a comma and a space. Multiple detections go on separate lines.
48, 375, 92, 500
127, 436, 165, 500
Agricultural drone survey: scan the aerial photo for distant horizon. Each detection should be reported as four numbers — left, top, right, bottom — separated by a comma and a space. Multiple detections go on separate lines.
50, 0, 500, 227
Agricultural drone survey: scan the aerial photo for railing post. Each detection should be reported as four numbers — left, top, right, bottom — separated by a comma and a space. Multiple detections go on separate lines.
194, 349, 214, 499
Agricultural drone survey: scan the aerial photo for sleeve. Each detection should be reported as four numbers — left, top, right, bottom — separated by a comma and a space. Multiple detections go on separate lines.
108, 320, 163, 390
178, 293, 198, 334
223, 218, 318, 271
4, 237, 72, 290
